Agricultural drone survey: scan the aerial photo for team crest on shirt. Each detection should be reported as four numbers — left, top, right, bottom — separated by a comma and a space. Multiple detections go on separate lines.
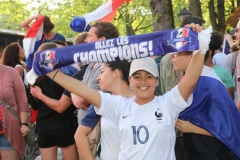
167, 28, 191, 50
155, 109, 163, 124
40, 50, 58, 69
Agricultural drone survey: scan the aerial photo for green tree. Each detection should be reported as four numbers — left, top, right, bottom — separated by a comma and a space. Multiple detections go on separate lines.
1, 0, 239, 38
26, 0, 153, 38
0, 0, 30, 30
114, 0, 153, 35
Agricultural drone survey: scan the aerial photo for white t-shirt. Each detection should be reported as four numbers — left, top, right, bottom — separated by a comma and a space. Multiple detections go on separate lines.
95, 106, 122, 160
222, 53, 233, 73
222, 53, 238, 102
212, 52, 227, 68
96, 86, 193, 160
101, 116, 120, 160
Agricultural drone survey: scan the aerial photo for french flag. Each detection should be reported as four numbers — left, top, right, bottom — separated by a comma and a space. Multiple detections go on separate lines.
83, 0, 131, 23
23, 16, 44, 69
70, 0, 131, 32
179, 66, 240, 158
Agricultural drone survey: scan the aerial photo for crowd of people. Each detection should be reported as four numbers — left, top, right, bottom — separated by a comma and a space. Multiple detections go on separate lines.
0, 13, 239, 160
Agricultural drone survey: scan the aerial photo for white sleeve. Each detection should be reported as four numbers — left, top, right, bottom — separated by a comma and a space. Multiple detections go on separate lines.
161, 85, 193, 116
94, 91, 122, 124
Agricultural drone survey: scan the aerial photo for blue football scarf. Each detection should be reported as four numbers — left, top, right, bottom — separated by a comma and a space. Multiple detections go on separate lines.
27, 27, 199, 84
179, 66, 240, 158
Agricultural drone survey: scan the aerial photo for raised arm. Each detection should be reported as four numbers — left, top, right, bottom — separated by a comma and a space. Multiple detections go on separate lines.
30, 86, 72, 113
178, 28, 212, 101
46, 70, 101, 108
225, 34, 233, 48
178, 52, 205, 101
21, 14, 42, 31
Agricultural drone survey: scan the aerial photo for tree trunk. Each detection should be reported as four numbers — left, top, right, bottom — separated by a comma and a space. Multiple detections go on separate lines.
217, 0, 225, 33
150, 0, 174, 31
208, 0, 225, 34
237, 0, 240, 6
188, 0, 203, 18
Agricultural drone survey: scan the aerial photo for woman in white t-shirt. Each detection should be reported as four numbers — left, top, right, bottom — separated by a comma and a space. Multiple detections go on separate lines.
1, 42, 28, 85
46, 28, 210, 159
75, 60, 134, 160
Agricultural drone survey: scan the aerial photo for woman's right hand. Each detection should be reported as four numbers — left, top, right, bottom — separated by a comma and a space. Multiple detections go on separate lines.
30, 86, 42, 99
33, 14, 43, 20
21, 125, 30, 137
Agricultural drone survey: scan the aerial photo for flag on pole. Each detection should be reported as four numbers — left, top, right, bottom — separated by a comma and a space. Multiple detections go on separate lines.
23, 16, 44, 69
70, 0, 131, 32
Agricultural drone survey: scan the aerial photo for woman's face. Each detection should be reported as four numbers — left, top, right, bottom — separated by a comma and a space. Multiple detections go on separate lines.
97, 63, 116, 92
170, 52, 192, 71
18, 45, 25, 60
129, 70, 158, 104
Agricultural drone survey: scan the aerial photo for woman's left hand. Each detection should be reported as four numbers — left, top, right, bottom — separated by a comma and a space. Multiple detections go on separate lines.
21, 125, 30, 136
175, 119, 196, 133
30, 86, 42, 98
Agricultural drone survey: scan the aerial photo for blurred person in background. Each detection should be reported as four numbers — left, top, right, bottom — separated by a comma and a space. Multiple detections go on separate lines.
29, 43, 78, 160
1, 42, 28, 86
21, 14, 66, 44
0, 64, 29, 159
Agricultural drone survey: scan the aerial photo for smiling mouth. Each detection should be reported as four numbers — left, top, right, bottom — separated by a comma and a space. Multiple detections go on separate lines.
139, 87, 148, 90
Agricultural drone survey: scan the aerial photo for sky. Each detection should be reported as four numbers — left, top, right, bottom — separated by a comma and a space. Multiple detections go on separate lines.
20, 0, 61, 11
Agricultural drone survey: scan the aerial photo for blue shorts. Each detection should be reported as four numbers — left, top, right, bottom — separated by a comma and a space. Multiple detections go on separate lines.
0, 134, 14, 150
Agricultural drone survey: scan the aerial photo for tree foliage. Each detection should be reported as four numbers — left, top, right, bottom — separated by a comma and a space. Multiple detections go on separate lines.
0, 0, 30, 30
114, 0, 153, 35
22, 0, 153, 38
0, 0, 240, 39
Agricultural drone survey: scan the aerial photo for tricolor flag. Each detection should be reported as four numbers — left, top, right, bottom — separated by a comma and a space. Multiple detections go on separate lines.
23, 16, 44, 69
179, 66, 240, 158
70, 0, 131, 32
84, 0, 131, 23
221, 38, 230, 55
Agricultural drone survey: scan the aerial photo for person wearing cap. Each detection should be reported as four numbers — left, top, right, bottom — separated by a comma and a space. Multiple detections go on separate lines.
44, 36, 206, 160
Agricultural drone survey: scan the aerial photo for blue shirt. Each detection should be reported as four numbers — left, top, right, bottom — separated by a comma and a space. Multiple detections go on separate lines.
44, 33, 66, 42
81, 105, 99, 128
61, 66, 78, 76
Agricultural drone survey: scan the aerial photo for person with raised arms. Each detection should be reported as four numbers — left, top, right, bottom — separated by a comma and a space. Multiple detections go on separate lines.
43, 26, 211, 159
